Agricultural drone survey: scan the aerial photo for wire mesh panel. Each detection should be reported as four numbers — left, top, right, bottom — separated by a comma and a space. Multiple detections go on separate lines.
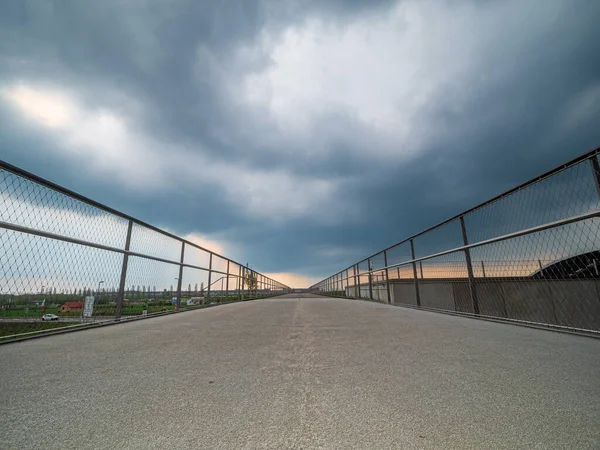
339, 272, 348, 298
345, 267, 357, 298
0, 161, 291, 340
212, 272, 229, 300
0, 168, 129, 248
463, 158, 600, 244
416, 252, 470, 312
386, 242, 415, 280
371, 269, 388, 302
124, 256, 179, 316
129, 224, 181, 262
468, 219, 600, 329
390, 263, 418, 307
340, 269, 351, 297
370, 252, 386, 270
228, 274, 240, 299
356, 261, 369, 299
413, 219, 463, 259
184, 245, 211, 270
0, 229, 123, 337
181, 267, 210, 306
336, 274, 342, 297
211, 255, 228, 274
417, 252, 468, 279
312, 149, 600, 334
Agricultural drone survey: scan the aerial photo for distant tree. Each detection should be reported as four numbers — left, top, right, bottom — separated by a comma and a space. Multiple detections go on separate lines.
245, 271, 258, 295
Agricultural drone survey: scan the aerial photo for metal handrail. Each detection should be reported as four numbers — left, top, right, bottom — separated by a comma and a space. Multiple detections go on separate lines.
312, 145, 600, 286
314, 145, 600, 282
356, 210, 599, 276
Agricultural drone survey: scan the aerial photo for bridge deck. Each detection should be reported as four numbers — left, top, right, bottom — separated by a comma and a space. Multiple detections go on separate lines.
1, 295, 599, 449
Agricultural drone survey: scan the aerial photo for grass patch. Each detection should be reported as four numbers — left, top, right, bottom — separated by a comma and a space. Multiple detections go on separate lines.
0, 321, 76, 338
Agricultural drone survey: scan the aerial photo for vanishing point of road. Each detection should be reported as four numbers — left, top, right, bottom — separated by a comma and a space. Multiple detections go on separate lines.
1, 294, 599, 449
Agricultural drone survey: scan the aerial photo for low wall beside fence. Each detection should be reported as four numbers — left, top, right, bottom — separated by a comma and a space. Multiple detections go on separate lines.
348, 278, 600, 331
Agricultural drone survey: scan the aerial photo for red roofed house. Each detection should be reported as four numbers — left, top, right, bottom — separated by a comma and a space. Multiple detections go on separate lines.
58, 301, 83, 313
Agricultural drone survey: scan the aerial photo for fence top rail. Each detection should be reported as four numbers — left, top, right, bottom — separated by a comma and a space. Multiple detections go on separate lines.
0, 159, 289, 288
312, 145, 600, 286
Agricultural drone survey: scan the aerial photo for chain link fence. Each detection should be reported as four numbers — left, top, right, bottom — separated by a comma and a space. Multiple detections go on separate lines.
0, 161, 291, 341
311, 147, 600, 334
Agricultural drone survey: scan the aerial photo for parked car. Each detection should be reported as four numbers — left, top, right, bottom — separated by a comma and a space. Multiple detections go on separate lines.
42, 314, 59, 321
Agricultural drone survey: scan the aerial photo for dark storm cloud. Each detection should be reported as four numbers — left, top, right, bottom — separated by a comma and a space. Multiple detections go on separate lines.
0, 0, 396, 163
1, 0, 600, 284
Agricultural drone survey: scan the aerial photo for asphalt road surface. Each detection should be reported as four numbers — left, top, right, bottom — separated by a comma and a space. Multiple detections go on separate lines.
1, 295, 599, 449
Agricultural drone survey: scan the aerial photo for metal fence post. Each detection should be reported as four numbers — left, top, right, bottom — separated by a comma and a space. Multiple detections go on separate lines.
410, 239, 421, 307
225, 260, 230, 301
353, 265, 359, 299
207, 253, 213, 301
241, 266, 245, 300
460, 216, 480, 314
176, 242, 185, 309
115, 220, 133, 320
237, 265, 242, 300
384, 251, 391, 304
589, 157, 600, 199
481, 261, 486, 278
368, 258, 374, 300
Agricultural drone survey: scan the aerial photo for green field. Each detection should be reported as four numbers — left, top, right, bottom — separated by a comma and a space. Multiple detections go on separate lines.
0, 321, 78, 338
0, 304, 178, 318
0, 294, 281, 340
0, 294, 275, 322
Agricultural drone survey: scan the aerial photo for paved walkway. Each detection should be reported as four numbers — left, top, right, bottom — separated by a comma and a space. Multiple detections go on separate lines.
1, 295, 599, 449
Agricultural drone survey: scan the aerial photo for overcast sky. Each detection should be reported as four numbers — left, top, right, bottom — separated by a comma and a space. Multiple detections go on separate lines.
1, 0, 600, 287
